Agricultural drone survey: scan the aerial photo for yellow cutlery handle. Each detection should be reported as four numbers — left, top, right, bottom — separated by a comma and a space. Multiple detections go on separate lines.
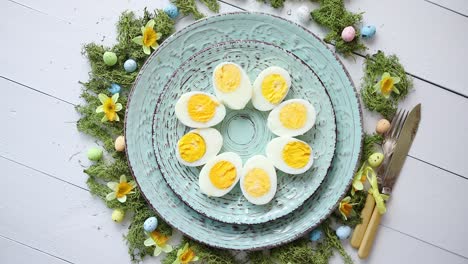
350, 193, 376, 248
358, 207, 383, 259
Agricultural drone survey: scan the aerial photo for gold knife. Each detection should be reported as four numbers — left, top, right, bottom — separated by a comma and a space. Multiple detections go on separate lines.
358, 104, 421, 258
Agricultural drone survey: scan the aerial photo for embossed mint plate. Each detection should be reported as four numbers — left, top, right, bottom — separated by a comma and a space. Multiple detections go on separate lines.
154, 40, 336, 225
126, 13, 362, 250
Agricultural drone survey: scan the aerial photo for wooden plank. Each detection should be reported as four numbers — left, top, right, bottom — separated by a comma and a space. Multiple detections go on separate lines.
223, 0, 468, 96
426, 0, 468, 17
0, 236, 69, 264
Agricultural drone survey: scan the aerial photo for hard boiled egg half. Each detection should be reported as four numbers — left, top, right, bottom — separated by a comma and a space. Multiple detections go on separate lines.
212, 62, 252, 110
175, 91, 226, 128
252, 66, 291, 111
199, 152, 242, 197
240, 155, 277, 205
267, 99, 316, 137
176, 128, 223, 167
266, 137, 314, 175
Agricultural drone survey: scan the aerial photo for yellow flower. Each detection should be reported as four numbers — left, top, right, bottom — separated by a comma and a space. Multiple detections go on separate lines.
96, 93, 122, 122
339, 196, 355, 220
144, 231, 173, 256
132, 20, 162, 55
172, 243, 199, 264
106, 175, 137, 203
374, 72, 401, 98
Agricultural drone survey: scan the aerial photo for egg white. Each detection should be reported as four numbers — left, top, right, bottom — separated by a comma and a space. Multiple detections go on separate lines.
175, 128, 223, 167
175, 91, 226, 128
212, 62, 252, 110
266, 137, 314, 175
267, 99, 316, 137
199, 152, 243, 197
252, 66, 291, 111
240, 155, 277, 205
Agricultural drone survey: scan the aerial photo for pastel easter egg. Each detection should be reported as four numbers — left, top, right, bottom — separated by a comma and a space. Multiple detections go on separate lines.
87, 147, 103, 161
107, 83, 121, 95
368, 152, 384, 168
376, 119, 390, 134
297, 5, 311, 23
309, 229, 323, 242
144, 217, 158, 232
336, 225, 352, 240
164, 4, 179, 19
111, 209, 125, 223
361, 25, 376, 38
115, 136, 125, 152
341, 26, 356, 42
124, 59, 137, 73
103, 51, 117, 66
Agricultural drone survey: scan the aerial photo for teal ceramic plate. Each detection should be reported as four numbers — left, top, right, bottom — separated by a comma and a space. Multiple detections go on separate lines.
154, 40, 336, 225
126, 12, 362, 250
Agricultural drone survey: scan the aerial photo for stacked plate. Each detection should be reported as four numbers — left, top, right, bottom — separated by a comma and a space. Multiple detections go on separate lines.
125, 13, 362, 250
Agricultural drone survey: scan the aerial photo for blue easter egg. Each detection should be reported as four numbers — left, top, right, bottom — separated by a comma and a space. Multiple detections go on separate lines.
164, 4, 179, 19
361, 25, 376, 38
309, 229, 323, 242
143, 217, 158, 232
336, 225, 352, 240
107, 83, 121, 95
124, 59, 137, 73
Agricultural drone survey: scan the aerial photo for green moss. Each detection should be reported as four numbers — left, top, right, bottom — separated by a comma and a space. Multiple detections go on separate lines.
362, 133, 384, 163
162, 238, 236, 264
200, 0, 220, 12
248, 251, 272, 264
173, 0, 205, 20
323, 225, 354, 264
361, 51, 413, 119
311, 0, 366, 56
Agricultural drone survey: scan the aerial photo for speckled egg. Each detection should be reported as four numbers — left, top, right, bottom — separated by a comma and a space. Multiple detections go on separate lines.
376, 119, 391, 134
297, 5, 311, 23
143, 217, 158, 232
103, 51, 117, 66
111, 209, 125, 223
361, 25, 376, 38
124, 59, 137, 73
309, 229, 323, 242
164, 4, 179, 19
336, 225, 352, 240
115, 136, 125, 152
107, 83, 121, 95
341, 26, 356, 42
87, 147, 103, 161
368, 152, 384, 168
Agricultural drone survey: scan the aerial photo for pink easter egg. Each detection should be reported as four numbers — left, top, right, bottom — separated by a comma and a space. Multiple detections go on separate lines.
341, 26, 356, 42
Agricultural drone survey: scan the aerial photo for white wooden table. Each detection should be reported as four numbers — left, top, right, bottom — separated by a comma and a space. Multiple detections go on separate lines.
1, 0, 468, 263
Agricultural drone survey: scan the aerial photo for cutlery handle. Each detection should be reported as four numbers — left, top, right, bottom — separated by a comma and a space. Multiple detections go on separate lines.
350, 193, 376, 248
358, 207, 383, 259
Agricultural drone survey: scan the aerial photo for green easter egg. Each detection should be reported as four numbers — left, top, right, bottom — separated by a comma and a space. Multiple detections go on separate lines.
87, 147, 103, 161
111, 209, 125, 223
368, 152, 384, 168
103, 51, 117, 66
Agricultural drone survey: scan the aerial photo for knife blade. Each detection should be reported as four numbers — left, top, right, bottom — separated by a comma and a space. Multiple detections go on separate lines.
381, 103, 421, 195
358, 104, 421, 259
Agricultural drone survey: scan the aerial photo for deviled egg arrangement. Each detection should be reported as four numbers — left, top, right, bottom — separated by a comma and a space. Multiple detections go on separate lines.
174, 62, 317, 205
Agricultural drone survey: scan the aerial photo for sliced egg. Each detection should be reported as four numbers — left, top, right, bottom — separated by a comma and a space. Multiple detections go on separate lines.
199, 152, 242, 197
267, 99, 316, 137
252, 66, 291, 111
240, 155, 277, 205
266, 137, 313, 175
175, 91, 226, 128
175, 128, 223, 167
212, 62, 252, 110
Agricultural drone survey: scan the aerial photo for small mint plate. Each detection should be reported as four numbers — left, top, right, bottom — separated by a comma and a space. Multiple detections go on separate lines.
153, 40, 336, 224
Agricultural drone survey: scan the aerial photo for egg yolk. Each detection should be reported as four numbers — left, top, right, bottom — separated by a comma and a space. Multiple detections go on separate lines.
282, 141, 311, 169
178, 133, 206, 162
243, 168, 271, 197
279, 103, 307, 129
214, 64, 241, 93
261, 74, 288, 104
209, 161, 237, 189
187, 94, 219, 122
